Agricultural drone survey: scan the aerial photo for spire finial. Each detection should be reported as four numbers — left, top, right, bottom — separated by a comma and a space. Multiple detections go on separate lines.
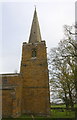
34, 5, 36, 10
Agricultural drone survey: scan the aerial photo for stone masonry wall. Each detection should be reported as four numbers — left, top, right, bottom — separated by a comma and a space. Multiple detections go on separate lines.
20, 41, 50, 116
2, 74, 22, 118
2, 89, 13, 118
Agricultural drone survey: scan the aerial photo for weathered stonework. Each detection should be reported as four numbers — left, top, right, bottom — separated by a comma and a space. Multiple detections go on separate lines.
20, 41, 50, 116
0, 8, 50, 118
2, 74, 22, 118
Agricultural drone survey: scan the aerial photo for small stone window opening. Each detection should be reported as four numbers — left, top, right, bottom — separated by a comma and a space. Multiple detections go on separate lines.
32, 49, 37, 57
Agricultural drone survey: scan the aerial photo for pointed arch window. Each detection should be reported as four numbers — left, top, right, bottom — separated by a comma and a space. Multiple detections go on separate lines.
32, 48, 37, 57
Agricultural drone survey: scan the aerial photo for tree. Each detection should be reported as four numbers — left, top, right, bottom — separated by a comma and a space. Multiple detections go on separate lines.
49, 46, 75, 109
64, 25, 77, 99
49, 25, 77, 110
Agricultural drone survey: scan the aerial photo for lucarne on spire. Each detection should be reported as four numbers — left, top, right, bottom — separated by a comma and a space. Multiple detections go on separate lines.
28, 8, 42, 43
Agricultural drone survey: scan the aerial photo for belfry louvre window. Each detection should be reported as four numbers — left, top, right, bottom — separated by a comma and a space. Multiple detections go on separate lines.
32, 48, 37, 57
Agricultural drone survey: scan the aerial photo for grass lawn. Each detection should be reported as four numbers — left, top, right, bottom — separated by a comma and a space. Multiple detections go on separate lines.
51, 104, 75, 118
20, 110, 75, 119
51, 104, 66, 108
20, 105, 75, 119
20, 115, 51, 120
51, 110, 75, 118
2, 104, 76, 119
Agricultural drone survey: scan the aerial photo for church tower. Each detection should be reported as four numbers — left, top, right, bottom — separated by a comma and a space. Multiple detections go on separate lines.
20, 8, 50, 116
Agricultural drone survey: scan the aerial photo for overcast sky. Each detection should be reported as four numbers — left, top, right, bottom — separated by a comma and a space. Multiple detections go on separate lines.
0, 0, 76, 74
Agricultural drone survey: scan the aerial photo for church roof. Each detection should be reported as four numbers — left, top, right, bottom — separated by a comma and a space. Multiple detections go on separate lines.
0, 73, 19, 77
28, 8, 42, 43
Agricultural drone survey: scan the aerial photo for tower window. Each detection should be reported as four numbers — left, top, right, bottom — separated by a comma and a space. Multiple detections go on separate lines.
32, 48, 37, 57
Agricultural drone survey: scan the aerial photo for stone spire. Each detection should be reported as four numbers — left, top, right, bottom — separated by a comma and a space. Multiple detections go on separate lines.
28, 8, 42, 43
